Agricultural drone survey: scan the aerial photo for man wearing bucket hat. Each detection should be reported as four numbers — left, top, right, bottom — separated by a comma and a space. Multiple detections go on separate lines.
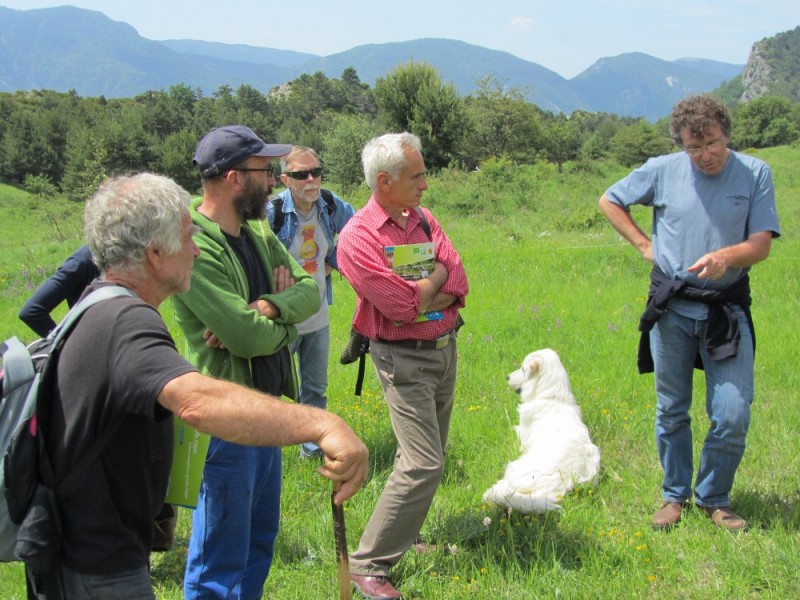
172, 125, 322, 598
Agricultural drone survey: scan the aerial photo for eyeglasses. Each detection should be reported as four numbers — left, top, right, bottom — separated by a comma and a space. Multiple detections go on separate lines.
284, 167, 323, 180
233, 166, 274, 176
684, 138, 726, 157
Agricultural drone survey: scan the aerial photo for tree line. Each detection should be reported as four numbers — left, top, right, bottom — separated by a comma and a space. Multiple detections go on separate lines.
1, 63, 798, 201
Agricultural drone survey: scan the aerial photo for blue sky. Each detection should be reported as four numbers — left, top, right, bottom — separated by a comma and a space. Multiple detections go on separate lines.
3, 0, 797, 78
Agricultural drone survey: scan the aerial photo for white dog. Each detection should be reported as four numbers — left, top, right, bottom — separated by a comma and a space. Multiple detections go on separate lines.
482, 349, 601, 513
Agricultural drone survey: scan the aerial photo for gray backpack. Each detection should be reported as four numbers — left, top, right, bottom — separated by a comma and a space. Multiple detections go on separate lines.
0, 285, 134, 564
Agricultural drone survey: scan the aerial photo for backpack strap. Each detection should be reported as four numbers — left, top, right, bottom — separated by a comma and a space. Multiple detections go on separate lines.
320, 189, 336, 218
49, 286, 136, 347
414, 207, 431, 240
269, 197, 285, 233
42, 286, 137, 495
354, 353, 366, 397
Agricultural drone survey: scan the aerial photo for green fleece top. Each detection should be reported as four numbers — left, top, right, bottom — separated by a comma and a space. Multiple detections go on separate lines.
171, 199, 320, 391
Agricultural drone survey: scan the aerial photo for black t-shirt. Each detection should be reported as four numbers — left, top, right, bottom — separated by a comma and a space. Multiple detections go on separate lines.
222, 231, 289, 395
47, 283, 196, 574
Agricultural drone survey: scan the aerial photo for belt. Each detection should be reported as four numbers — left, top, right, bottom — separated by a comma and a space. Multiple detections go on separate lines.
376, 330, 454, 351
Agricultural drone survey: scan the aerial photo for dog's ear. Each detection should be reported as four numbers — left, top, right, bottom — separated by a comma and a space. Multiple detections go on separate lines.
523, 355, 543, 379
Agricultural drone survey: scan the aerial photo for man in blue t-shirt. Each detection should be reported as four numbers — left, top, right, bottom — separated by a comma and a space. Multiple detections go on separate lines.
599, 95, 781, 532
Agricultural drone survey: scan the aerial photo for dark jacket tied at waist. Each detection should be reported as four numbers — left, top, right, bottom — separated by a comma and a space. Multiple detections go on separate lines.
637, 265, 755, 374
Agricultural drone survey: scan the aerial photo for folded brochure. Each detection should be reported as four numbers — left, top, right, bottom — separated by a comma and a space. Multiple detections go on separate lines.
165, 418, 210, 508
384, 241, 443, 323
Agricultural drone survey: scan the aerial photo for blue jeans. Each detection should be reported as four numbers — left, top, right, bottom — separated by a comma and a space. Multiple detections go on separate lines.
184, 440, 281, 599
650, 307, 754, 508
290, 326, 330, 457
59, 564, 154, 599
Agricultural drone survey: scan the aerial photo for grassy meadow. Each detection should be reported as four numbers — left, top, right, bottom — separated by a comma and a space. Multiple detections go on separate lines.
1, 147, 799, 599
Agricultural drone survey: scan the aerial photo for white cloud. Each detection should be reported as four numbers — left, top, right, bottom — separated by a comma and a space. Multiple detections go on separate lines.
509, 17, 535, 32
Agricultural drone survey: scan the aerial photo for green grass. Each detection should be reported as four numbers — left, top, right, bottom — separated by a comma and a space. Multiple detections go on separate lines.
1, 146, 799, 599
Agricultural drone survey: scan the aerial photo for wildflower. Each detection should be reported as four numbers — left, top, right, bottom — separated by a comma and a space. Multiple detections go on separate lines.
483, 516, 492, 528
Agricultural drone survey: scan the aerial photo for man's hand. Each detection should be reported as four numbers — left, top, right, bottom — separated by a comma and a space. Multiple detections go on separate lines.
203, 328, 225, 349
689, 232, 773, 279
248, 298, 280, 319
316, 420, 369, 505
417, 262, 449, 314
640, 241, 654, 263
599, 195, 653, 263
687, 251, 729, 280
273, 265, 296, 293
245, 266, 297, 318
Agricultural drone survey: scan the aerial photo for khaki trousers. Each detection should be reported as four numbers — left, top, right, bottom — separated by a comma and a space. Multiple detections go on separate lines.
349, 335, 458, 576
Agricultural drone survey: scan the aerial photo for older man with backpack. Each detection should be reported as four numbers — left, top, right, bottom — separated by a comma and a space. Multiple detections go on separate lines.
0, 172, 367, 599
268, 145, 356, 458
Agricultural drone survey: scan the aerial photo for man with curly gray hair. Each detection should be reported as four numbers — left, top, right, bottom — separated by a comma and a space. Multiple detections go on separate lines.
36, 173, 367, 599
599, 95, 781, 532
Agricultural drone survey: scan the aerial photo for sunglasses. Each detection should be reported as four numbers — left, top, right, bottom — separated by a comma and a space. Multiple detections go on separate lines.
285, 167, 323, 180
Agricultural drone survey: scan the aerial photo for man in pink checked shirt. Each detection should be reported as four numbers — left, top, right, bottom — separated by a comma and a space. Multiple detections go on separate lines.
337, 132, 469, 600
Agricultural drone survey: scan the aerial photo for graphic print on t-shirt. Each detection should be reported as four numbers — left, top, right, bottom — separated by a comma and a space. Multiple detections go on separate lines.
299, 224, 320, 275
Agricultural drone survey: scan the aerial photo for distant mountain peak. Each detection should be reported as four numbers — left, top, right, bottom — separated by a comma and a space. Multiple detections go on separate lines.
0, 5, 765, 121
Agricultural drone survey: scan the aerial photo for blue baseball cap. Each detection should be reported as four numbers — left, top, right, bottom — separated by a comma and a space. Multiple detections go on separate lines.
193, 125, 291, 178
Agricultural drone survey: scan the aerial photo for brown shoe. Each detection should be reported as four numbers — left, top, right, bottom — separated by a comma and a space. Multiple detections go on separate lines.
350, 573, 401, 600
700, 506, 748, 531
652, 501, 684, 530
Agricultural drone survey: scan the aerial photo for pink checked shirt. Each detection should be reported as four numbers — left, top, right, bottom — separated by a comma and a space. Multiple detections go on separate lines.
338, 197, 468, 341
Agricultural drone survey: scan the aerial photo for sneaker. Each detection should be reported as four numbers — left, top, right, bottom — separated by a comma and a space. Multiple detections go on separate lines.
652, 501, 684, 530
700, 505, 748, 531
350, 573, 401, 600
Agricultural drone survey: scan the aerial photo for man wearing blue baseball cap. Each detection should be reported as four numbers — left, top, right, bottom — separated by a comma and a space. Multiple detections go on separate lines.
172, 125, 322, 598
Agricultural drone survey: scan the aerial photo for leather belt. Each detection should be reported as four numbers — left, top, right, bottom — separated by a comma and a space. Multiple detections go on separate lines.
376, 330, 454, 351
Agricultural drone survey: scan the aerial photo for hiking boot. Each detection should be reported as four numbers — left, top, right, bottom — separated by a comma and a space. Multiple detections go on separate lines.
652, 501, 684, 530
700, 506, 748, 531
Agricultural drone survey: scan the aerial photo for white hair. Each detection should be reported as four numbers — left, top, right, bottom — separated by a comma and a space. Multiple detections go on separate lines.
361, 132, 422, 190
84, 173, 191, 274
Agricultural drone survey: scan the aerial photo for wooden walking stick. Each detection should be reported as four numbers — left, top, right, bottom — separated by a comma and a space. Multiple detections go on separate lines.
332, 481, 352, 600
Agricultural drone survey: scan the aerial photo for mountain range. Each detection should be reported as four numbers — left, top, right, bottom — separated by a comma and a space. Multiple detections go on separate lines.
0, 5, 759, 121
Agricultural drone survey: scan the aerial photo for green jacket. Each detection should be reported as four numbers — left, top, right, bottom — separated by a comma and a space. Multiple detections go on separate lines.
172, 199, 320, 396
